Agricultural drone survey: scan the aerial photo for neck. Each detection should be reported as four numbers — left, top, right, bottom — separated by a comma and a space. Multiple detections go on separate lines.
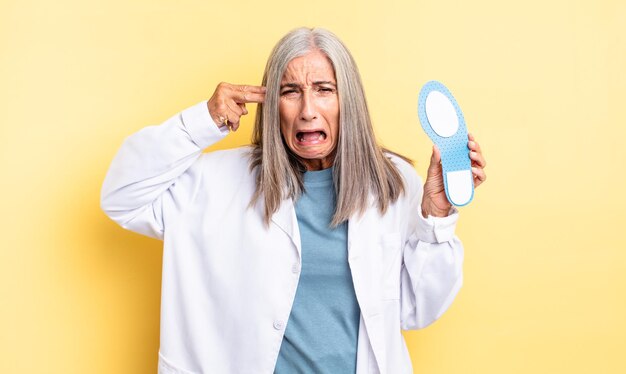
300, 152, 336, 171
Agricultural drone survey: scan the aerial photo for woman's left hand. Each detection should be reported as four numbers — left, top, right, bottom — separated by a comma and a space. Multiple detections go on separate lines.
421, 133, 487, 217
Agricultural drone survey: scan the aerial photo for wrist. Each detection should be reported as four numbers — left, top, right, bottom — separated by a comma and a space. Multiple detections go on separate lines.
421, 199, 451, 218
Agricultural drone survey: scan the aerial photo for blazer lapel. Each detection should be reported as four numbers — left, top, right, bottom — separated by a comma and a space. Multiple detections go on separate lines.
270, 198, 302, 260
348, 207, 386, 373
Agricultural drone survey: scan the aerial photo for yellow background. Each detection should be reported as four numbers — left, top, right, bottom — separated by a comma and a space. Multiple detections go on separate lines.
2, 0, 625, 372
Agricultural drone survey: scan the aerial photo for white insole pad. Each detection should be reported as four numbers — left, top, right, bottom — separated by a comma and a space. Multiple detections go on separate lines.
445, 170, 473, 206
425, 91, 459, 137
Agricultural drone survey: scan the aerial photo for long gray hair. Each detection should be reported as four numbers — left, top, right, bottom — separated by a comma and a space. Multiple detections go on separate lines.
250, 27, 407, 227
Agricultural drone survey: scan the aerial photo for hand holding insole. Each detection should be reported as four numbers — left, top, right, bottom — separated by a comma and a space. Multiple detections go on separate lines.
418, 81, 474, 206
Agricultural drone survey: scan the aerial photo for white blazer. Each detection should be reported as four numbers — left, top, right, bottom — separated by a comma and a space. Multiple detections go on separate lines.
101, 101, 464, 374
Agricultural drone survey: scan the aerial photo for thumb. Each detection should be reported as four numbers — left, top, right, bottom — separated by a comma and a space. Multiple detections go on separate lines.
428, 145, 441, 171
426, 145, 444, 183
432, 145, 441, 164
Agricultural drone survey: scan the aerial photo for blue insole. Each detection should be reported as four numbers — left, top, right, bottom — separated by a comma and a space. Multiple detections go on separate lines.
418, 81, 474, 206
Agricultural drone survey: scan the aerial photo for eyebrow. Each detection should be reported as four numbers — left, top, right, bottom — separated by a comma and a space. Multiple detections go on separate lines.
280, 81, 337, 89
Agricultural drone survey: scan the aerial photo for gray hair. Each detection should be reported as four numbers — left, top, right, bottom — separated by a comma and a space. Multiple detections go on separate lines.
250, 27, 407, 227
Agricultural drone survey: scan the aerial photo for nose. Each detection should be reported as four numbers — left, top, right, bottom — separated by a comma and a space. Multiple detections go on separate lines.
299, 89, 317, 121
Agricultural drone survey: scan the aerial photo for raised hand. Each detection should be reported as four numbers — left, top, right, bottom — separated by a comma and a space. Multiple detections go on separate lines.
422, 133, 487, 217
207, 83, 266, 131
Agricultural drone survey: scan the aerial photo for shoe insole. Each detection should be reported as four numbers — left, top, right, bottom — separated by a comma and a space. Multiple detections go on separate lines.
418, 81, 474, 206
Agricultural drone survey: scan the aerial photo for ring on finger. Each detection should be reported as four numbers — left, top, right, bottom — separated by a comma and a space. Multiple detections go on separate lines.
219, 114, 229, 126
223, 115, 233, 130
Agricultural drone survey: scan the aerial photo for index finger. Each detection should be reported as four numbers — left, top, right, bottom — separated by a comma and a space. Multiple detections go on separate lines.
234, 90, 265, 104
467, 133, 482, 153
234, 84, 266, 94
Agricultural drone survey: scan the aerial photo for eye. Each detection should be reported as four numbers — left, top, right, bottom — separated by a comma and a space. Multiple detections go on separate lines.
280, 89, 298, 97
317, 87, 336, 94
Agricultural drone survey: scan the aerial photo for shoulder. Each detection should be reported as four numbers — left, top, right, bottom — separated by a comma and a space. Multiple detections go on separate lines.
385, 151, 423, 192
199, 146, 253, 171
192, 146, 255, 182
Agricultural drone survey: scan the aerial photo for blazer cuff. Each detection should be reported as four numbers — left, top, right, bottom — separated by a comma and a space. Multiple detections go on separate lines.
416, 207, 459, 243
181, 100, 229, 149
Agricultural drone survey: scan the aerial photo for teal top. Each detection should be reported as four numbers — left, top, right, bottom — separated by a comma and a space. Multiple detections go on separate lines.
274, 167, 361, 373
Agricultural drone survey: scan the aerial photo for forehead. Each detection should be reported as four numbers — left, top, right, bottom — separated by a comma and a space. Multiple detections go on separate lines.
281, 50, 336, 83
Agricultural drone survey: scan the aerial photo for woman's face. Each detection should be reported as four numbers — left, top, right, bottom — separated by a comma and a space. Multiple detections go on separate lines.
279, 50, 340, 171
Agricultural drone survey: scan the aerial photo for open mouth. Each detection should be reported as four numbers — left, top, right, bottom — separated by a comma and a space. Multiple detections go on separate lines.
296, 130, 327, 144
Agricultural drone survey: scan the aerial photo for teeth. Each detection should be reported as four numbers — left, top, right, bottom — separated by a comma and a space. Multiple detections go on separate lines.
296, 131, 326, 142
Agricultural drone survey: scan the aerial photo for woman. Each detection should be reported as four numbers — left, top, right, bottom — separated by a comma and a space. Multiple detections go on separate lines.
101, 27, 486, 374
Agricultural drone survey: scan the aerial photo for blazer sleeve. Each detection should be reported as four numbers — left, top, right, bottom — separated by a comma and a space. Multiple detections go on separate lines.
397, 163, 465, 330
100, 101, 228, 240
